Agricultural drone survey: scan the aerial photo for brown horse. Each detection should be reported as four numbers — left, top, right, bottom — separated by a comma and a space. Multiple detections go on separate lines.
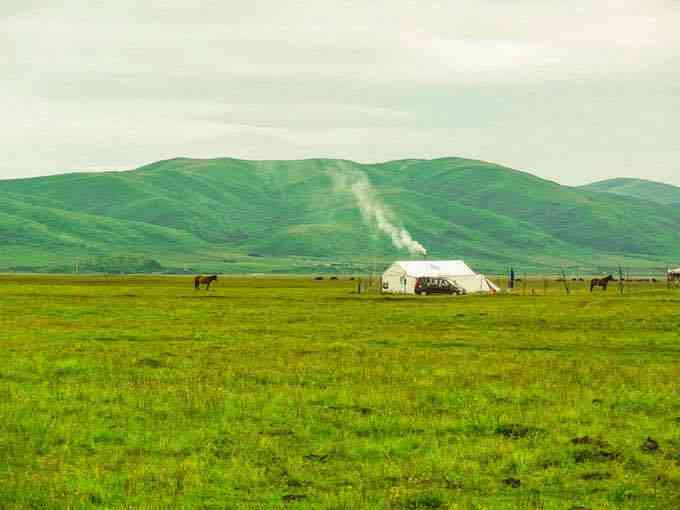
590, 274, 614, 292
194, 274, 218, 290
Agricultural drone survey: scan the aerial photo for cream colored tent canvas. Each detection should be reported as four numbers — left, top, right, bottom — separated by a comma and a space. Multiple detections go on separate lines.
382, 260, 499, 294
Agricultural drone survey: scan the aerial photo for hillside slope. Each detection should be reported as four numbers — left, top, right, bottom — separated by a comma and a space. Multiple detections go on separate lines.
581, 178, 680, 206
2, 157, 679, 273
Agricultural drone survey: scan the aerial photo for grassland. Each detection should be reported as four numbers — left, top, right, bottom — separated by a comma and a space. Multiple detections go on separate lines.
1, 275, 680, 509
3, 157, 680, 273
581, 178, 680, 207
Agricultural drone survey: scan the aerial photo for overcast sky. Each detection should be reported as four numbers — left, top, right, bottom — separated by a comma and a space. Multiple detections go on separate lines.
2, 1, 680, 185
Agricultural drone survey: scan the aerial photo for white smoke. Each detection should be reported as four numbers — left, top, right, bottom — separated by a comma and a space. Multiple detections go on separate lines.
334, 169, 427, 257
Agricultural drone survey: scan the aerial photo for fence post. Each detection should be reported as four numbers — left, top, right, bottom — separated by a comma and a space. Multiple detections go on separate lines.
561, 271, 571, 295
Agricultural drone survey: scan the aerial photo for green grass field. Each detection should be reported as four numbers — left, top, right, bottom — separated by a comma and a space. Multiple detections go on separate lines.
1, 276, 679, 509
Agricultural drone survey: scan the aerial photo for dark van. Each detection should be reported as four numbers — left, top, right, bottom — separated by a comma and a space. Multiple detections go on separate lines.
414, 277, 465, 296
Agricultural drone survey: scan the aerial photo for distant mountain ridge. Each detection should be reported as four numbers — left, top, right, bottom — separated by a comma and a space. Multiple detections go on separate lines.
2, 157, 679, 273
580, 178, 680, 206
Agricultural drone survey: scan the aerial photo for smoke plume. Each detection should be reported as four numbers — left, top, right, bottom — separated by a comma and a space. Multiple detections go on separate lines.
334, 169, 427, 256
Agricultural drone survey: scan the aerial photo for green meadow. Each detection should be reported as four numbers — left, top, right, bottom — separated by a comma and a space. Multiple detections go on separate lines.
1, 275, 679, 509
3, 157, 680, 273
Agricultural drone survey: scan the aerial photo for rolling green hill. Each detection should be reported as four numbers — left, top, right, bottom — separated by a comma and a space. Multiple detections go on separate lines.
581, 178, 680, 206
2, 157, 679, 273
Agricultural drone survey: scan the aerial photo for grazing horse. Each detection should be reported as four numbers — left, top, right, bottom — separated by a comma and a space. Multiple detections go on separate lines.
590, 274, 614, 292
194, 274, 218, 290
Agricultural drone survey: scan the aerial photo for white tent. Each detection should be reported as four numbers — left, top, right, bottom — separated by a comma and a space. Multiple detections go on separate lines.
381, 260, 499, 294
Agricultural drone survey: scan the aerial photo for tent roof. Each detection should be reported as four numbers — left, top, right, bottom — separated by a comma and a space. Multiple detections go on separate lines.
670, 268, 680, 274
389, 260, 476, 277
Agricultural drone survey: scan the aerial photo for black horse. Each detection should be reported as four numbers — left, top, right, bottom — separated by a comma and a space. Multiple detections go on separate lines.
194, 274, 218, 290
590, 274, 614, 292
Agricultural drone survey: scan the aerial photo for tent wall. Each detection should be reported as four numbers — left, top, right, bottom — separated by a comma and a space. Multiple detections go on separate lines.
382, 273, 407, 293
381, 263, 408, 293
450, 274, 499, 293
382, 275, 418, 294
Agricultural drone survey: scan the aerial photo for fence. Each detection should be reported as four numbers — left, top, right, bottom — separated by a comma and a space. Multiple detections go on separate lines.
500, 265, 680, 295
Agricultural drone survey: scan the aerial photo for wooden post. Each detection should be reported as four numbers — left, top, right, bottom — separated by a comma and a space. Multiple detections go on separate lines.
561, 271, 570, 295
543, 277, 548, 296
618, 267, 624, 294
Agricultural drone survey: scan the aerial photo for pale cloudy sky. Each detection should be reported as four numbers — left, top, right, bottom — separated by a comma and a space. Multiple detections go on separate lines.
2, 1, 680, 185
